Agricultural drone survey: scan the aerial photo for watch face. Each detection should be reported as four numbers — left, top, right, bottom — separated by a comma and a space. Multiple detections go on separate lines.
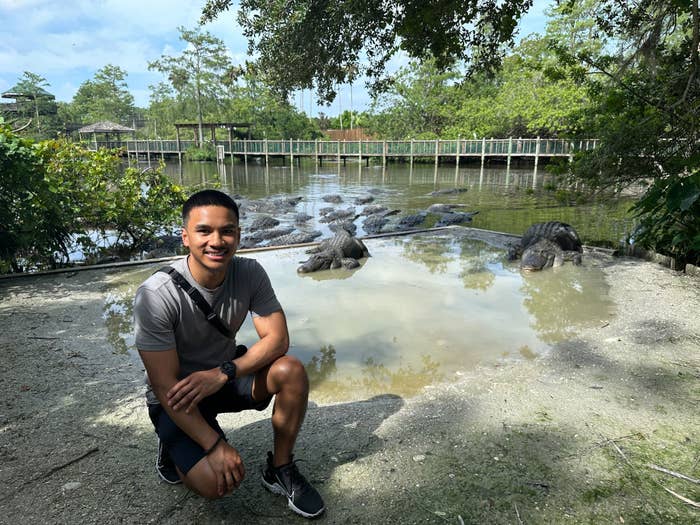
220, 361, 236, 380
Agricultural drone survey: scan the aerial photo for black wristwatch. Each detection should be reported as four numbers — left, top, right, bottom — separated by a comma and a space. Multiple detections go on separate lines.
220, 361, 237, 383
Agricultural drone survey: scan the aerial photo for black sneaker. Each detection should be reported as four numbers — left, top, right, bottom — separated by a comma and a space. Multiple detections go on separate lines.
156, 438, 182, 485
261, 451, 325, 518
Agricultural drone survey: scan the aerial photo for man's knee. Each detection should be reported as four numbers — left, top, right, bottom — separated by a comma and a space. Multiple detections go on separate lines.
183, 461, 226, 500
270, 355, 308, 386
188, 481, 224, 500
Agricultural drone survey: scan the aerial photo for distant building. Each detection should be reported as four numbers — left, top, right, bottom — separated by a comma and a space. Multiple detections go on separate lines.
324, 128, 374, 141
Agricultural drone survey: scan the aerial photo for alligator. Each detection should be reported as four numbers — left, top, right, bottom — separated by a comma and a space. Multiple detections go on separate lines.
435, 211, 479, 227
519, 238, 582, 271
508, 221, 583, 271
294, 213, 314, 224
241, 196, 302, 214
319, 208, 357, 223
248, 215, 280, 231
329, 219, 358, 235
361, 205, 401, 217
353, 194, 375, 205
361, 204, 389, 216
360, 208, 400, 234
427, 203, 466, 214
397, 212, 427, 230
267, 230, 322, 246
297, 230, 370, 273
242, 227, 295, 244
362, 214, 389, 234
429, 188, 468, 196
322, 194, 343, 203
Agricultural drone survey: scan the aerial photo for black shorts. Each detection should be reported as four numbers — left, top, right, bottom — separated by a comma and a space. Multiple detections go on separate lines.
148, 373, 273, 475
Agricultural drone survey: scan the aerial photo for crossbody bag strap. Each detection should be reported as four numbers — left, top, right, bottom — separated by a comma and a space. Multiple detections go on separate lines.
156, 267, 234, 339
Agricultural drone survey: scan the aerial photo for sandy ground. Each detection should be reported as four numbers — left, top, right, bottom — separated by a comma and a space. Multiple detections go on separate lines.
0, 245, 699, 524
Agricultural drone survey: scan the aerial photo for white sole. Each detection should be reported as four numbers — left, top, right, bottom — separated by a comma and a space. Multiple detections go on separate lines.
261, 477, 325, 518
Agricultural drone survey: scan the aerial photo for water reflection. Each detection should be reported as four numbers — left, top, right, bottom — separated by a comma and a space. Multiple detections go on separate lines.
103, 230, 616, 402
400, 233, 506, 292
519, 264, 614, 344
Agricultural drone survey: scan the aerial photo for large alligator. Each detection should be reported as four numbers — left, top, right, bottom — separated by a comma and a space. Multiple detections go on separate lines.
297, 230, 370, 273
508, 221, 583, 271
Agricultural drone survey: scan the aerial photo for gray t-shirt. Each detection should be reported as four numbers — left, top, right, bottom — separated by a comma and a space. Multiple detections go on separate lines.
133, 256, 282, 378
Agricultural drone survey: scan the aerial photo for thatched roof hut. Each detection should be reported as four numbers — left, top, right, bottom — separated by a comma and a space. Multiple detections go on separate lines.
79, 121, 135, 147
78, 121, 134, 134
2, 85, 55, 101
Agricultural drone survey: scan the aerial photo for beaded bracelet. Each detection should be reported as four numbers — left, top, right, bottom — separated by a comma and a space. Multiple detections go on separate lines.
204, 435, 224, 455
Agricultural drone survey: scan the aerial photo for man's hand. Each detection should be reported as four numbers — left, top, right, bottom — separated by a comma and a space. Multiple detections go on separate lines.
207, 441, 246, 495
167, 368, 226, 413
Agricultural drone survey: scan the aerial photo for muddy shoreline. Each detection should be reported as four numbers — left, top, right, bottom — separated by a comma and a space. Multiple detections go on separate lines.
0, 248, 698, 524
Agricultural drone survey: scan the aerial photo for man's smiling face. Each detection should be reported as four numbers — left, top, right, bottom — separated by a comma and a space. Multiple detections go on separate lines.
182, 204, 240, 287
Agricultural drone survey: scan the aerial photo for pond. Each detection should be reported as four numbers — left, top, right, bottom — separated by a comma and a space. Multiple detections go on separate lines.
160, 158, 635, 246
104, 228, 616, 403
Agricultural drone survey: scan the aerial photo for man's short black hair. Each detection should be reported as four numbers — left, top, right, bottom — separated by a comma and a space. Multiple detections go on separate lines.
182, 190, 239, 223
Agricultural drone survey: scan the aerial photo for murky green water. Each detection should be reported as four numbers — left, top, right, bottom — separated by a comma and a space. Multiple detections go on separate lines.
160, 159, 635, 245
104, 229, 615, 402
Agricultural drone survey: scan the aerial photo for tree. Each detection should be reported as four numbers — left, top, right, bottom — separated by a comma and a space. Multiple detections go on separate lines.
200, 0, 535, 103
221, 69, 322, 139
445, 36, 589, 138
149, 26, 233, 144
369, 59, 460, 139
556, 0, 700, 264
0, 123, 186, 273
71, 65, 136, 124
5, 71, 58, 138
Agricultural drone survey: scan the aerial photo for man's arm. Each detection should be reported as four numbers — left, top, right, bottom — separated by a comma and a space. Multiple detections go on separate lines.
139, 348, 222, 447
237, 309, 290, 375
139, 348, 245, 495
166, 310, 289, 413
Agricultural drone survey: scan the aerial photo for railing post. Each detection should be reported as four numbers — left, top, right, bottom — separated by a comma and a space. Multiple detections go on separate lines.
337, 140, 341, 165
175, 127, 182, 163
434, 139, 439, 183
410, 139, 414, 169
506, 136, 513, 176
479, 137, 486, 185
456, 137, 461, 167
383, 140, 387, 167
533, 136, 541, 188
315, 139, 319, 166
264, 138, 269, 166
227, 128, 232, 164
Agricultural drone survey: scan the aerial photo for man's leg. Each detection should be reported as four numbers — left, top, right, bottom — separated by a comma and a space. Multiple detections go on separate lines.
252, 354, 309, 466
255, 355, 325, 518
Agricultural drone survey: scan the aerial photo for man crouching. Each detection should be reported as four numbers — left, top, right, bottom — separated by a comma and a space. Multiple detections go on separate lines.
133, 189, 324, 518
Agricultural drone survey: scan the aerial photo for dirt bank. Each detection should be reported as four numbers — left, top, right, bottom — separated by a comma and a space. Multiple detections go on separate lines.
0, 252, 698, 524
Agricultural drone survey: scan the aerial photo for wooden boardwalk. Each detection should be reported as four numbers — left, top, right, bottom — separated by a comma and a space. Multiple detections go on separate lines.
91, 137, 597, 171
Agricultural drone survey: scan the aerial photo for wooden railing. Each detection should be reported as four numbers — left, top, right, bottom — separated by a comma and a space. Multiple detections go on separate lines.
85, 137, 598, 160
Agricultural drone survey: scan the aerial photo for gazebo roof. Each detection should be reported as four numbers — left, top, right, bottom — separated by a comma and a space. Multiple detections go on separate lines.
78, 121, 135, 134
2, 85, 55, 100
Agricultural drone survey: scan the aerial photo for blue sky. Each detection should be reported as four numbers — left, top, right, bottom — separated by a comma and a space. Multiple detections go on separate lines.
0, 0, 550, 117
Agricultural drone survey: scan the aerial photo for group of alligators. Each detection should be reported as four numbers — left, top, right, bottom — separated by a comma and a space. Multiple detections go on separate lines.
228, 191, 584, 274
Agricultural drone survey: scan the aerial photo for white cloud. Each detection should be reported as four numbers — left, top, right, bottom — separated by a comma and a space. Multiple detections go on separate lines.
1, 1, 550, 113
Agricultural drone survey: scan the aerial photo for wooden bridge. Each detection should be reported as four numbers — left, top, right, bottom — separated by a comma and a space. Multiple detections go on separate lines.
91, 137, 597, 170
